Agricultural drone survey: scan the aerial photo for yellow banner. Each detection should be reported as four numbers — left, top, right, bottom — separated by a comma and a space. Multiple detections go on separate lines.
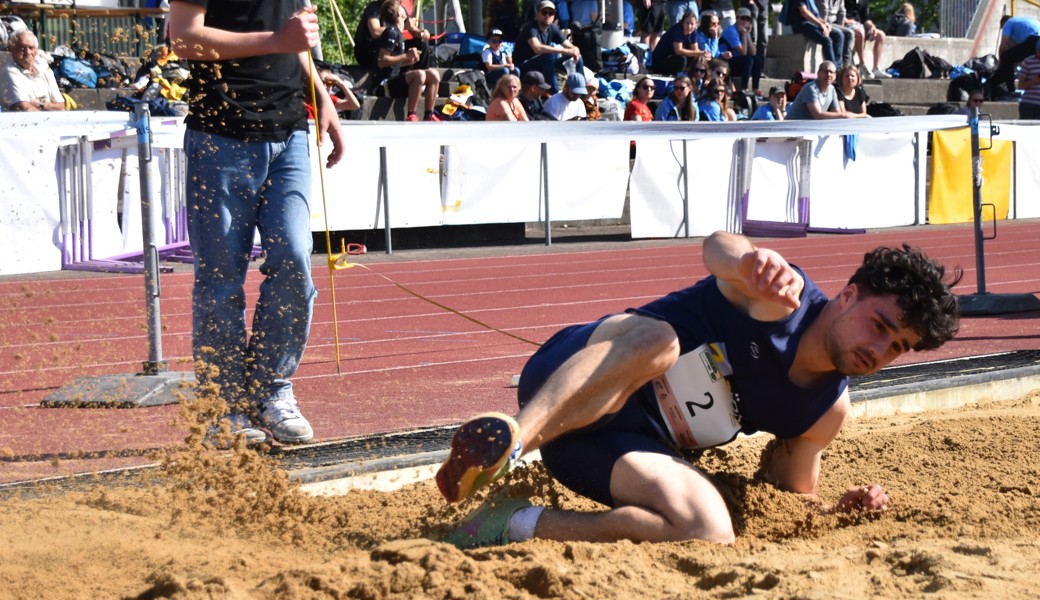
929, 127, 1012, 224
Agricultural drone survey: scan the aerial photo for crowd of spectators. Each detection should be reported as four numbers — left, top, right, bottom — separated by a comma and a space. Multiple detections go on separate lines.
4, 0, 1040, 123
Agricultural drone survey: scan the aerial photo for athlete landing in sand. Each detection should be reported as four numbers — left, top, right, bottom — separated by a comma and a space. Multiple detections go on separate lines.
436, 231, 961, 547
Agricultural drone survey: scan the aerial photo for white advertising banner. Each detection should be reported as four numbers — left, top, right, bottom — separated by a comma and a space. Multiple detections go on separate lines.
629, 137, 736, 238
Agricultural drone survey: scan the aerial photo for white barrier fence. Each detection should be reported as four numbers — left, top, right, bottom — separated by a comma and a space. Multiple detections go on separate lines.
2, 113, 1039, 276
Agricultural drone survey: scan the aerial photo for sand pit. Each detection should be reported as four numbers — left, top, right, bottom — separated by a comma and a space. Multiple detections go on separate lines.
1, 392, 1039, 599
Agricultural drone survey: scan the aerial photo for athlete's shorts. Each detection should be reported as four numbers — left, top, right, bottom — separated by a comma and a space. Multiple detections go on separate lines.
518, 315, 679, 507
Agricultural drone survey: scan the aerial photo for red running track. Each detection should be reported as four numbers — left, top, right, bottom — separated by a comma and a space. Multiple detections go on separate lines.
0, 221, 1038, 483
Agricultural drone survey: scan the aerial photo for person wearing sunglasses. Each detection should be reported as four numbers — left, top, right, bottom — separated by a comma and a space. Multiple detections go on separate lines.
693, 13, 728, 60
513, 0, 586, 93
650, 10, 700, 75
625, 76, 656, 121
654, 74, 698, 121
751, 86, 787, 120
482, 28, 521, 89
699, 79, 736, 121
786, 61, 849, 120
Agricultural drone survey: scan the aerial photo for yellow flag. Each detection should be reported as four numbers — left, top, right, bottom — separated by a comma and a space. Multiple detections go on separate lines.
929, 127, 1011, 224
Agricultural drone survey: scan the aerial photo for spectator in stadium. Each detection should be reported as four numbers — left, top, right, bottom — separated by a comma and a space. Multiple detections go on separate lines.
821, 0, 854, 69
543, 71, 589, 120
752, 85, 787, 119
319, 70, 362, 116
513, 0, 585, 93
694, 12, 728, 60
1017, 43, 1040, 119
624, 76, 656, 121
654, 74, 698, 120
666, 0, 698, 30
843, 0, 890, 79
354, 0, 432, 70
483, 28, 521, 89
0, 31, 65, 112
375, 0, 442, 121
836, 64, 871, 117
720, 7, 763, 92
637, 0, 668, 51
486, 0, 521, 40
786, 61, 849, 119
885, 2, 916, 36
486, 74, 530, 120
781, 0, 845, 68
959, 89, 984, 116
699, 78, 737, 121
518, 70, 553, 119
701, 0, 737, 29
650, 10, 700, 75
988, 15, 1040, 100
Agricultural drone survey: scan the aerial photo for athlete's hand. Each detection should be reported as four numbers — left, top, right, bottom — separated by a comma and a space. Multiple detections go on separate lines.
836, 483, 889, 512
273, 6, 320, 54
740, 248, 803, 310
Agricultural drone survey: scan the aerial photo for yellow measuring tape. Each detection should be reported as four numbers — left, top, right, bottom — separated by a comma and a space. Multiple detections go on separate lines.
306, 51, 540, 374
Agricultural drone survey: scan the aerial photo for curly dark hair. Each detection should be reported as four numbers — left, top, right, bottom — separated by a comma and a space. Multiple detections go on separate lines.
847, 245, 962, 351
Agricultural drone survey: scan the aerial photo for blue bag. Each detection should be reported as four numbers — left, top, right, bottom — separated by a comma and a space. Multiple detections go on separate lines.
54, 57, 98, 89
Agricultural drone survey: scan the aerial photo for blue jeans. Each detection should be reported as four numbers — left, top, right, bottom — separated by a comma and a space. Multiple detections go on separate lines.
185, 128, 316, 410
519, 52, 586, 93
797, 22, 844, 67
666, 0, 698, 27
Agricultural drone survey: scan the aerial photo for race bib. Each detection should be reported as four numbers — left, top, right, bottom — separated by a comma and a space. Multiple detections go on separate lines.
653, 343, 742, 449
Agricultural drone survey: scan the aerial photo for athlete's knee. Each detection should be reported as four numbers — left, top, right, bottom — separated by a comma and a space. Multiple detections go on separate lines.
621, 316, 680, 373
670, 506, 735, 544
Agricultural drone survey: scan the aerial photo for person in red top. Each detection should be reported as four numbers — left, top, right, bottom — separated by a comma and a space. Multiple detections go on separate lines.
624, 76, 656, 121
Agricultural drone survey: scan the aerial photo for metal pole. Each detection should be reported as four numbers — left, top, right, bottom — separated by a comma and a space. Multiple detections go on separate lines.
380, 146, 393, 254
682, 140, 690, 238
541, 142, 551, 246
969, 106, 987, 294
133, 103, 167, 375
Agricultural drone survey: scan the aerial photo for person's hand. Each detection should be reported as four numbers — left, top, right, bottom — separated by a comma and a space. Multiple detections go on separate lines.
273, 6, 319, 54
836, 484, 889, 512
740, 248, 803, 309
722, 50, 733, 60
317, 99, 345, 168
821, 22, 831, 36
407, 47, 421, 64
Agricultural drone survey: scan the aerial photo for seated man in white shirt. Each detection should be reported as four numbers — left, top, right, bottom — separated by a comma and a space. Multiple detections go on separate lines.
0, 31, 65, 112
542, 71, 588, 120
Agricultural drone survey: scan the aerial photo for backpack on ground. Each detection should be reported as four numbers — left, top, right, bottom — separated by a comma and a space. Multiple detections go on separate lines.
923, 52, 953, 79
446, 69, 492, 107
53, 56, 99, 89
866, 101, 902, 117
890, 47, 927, 78
90, 53, 130, 88
571, 21, 604, 73
964, 54, 998, 82
947, 73, 982, 102
601, 45, 633, 74
731, 90, 757, 119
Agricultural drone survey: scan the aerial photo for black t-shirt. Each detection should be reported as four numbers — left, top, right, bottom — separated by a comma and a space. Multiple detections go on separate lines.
513, 20, 565, 65
353, 0, 382, 68
180, 0, 307, 141
375, 25, 406, 82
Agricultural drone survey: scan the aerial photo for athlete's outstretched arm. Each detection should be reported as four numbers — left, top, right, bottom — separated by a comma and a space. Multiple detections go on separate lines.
702, 231, 803, 321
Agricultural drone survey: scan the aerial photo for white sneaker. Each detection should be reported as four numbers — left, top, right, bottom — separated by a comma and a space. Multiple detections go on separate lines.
204, 412, 271, 449
873, 68, 893, 79
260, 398, 314, 443
858, 64, 872, 78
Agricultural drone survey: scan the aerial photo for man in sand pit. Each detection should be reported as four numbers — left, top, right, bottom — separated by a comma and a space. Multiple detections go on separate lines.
437, 231, 960, 547
169, 0, 344, 445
